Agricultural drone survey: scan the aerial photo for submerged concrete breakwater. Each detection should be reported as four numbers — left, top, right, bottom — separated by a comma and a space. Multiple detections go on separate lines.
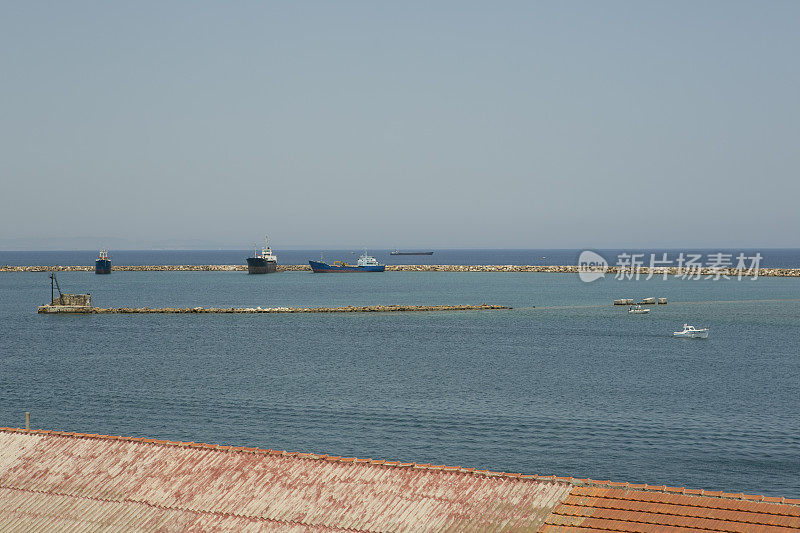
38, 304, 510, 314
5, 264, 799, 276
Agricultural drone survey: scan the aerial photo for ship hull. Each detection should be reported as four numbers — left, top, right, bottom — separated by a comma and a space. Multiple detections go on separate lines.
247, 257, 278, 274
390, 251, 434, 255
309, 260, 385, 273
95, 259, 111, 274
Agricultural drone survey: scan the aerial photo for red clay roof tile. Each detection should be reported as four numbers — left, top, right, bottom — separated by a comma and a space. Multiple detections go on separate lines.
549, 486, 800, 533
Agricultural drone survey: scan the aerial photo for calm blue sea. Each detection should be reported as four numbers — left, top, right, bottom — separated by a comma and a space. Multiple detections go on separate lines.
1, 252, 799, 498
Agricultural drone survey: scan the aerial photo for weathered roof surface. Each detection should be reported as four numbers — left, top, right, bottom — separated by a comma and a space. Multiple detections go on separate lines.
0, 428, 570, 532
1, 428, 799, 532
542, 485, 800, 532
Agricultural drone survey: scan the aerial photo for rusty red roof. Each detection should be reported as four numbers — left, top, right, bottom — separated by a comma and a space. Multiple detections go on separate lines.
543, 485, 800, 532
0, 428, 570, 531
0, 427, 798, 532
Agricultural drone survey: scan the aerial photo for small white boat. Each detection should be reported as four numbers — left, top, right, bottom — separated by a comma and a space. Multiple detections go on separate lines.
628, 305, 650, 314
673, 324, 709, 339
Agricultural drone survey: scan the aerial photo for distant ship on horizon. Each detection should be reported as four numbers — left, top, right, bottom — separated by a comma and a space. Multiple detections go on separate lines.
246, 236, 278, 274
389, 250, 434, 256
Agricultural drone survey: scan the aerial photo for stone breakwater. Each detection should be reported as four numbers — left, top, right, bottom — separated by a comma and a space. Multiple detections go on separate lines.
38, 304, 510, 314
388, 265, 800, 277
5, 265, 250, 272
4, 265, 799, 276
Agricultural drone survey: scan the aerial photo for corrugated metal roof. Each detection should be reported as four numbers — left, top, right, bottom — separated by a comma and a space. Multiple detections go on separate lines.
2, 428, 799, 532
542, 485, 800, 532
0, 428, 571, 532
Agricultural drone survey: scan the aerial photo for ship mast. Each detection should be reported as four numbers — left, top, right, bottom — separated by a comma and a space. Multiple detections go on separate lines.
50, 271, 63, 303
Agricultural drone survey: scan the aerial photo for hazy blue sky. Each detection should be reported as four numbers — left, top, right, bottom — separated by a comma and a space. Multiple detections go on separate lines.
2, 1, 798, 249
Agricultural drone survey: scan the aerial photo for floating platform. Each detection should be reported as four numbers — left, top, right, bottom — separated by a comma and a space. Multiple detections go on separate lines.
38, 304, 511, 314
615, 297, 668, 306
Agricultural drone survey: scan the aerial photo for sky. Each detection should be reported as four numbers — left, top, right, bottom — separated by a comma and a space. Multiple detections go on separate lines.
1, 1, 799, 250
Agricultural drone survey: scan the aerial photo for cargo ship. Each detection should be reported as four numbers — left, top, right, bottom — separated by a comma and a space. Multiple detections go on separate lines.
390, 250, 434, 255
246, 236, 278, 274
95, 249, 111, 274
309, 251, 385, 273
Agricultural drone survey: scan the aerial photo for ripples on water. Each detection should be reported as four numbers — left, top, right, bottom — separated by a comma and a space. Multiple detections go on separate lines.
1, 268, 798, 497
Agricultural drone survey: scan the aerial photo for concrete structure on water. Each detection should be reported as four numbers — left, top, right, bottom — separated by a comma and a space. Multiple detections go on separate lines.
42, 271, 92, 311
0, 427, 798, 532
44, 270, 91, 310
614, 297, 667, 305
48, 293, 92, 307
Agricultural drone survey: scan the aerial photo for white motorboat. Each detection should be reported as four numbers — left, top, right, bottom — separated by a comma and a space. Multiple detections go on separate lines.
628, 305, 650, 314
673, 324, 709, 339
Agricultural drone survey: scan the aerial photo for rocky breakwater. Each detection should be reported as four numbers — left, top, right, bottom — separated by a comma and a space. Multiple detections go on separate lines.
38, 303, 510, 314
2, 265, 246, 272
278, 265, 313, 271
2, 264, 312, 272
387, 265, 577, 272
388, 265, 800, 276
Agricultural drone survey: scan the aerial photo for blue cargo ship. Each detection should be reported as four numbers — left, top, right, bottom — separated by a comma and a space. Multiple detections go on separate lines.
309, 251, 385, 273
95, 249, 111, 274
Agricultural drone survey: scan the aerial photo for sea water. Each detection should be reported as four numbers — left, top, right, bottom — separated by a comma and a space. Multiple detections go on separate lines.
2, 248, 800, 267
1, 265, 798, 497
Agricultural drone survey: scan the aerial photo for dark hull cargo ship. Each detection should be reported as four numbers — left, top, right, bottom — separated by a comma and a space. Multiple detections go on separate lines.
309, 251, 385, 273
246, 236, 278, 274
390, 250, 434, 255
95, 249, 111, 274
